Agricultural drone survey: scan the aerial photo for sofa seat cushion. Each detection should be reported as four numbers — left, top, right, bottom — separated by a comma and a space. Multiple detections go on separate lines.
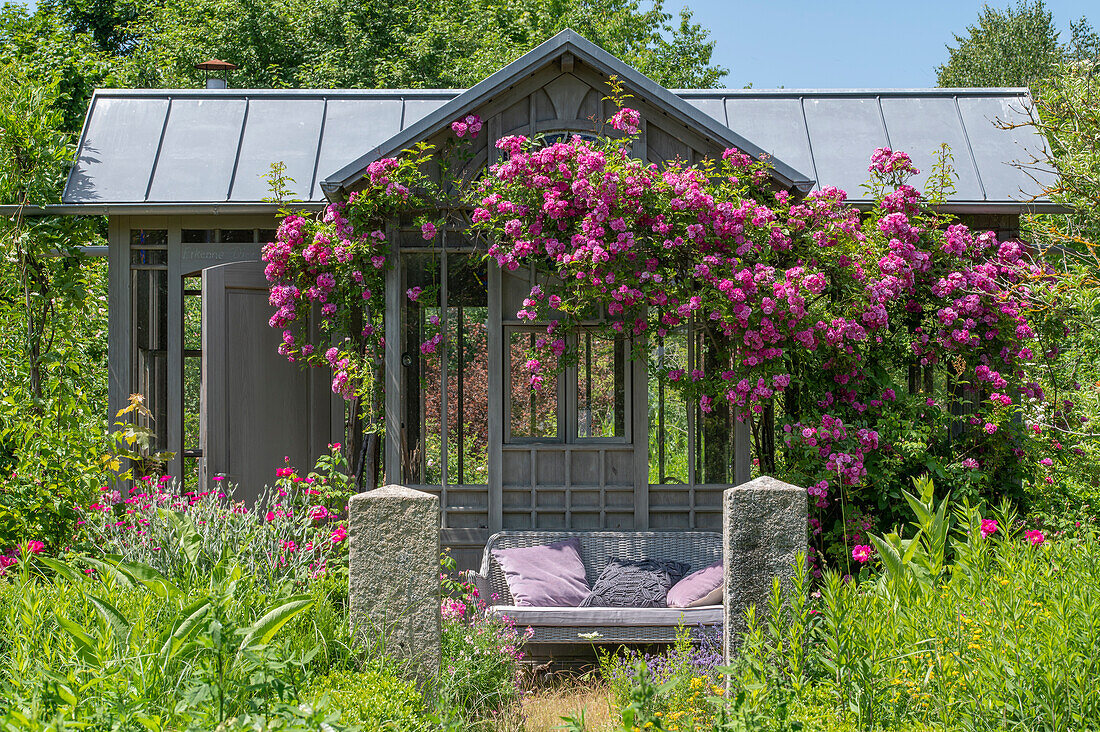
489, 604, 723, 627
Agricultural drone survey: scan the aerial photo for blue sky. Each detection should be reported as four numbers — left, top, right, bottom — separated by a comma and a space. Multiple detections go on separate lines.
683, 0, 1095, 88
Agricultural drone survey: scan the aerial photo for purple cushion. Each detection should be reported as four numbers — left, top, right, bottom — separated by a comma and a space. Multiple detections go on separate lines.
667, 561, 723, 608
491, 538, 590, 607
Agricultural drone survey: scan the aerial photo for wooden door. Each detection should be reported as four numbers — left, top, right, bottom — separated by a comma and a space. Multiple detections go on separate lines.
201, 260, 339, 504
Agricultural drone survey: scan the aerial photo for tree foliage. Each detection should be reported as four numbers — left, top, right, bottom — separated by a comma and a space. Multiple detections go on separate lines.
1, 0, 726, 136
935, 0, 1095, 90
0, 67, 108, 548
120, 0, 726, 89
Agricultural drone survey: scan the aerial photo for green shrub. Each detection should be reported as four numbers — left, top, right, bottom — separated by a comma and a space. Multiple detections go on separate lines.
307, 666, 427, 730
597, 480, 1100, 731
435, 551, 528, 729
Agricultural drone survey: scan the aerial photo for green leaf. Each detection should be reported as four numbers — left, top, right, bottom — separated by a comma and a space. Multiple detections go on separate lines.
159, 598, 213, 667
89, 595, 131, 642
236, 596, 314, 658
56, 616, 98, 664
870, 534, 908, 585
79, 555, 136, 590
105, 555, 181, 599
36, 555, 84, 585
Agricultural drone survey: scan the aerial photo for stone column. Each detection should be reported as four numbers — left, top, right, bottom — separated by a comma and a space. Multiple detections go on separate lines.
349, 485, 441, 679
723, 476, 806, 662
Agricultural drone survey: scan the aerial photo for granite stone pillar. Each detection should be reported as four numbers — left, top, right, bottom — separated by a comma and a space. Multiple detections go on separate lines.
348, 485, 441, 678
723, 476, 806, 662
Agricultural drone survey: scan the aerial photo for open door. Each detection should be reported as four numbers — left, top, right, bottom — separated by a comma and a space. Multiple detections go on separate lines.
201, 260, 340, 504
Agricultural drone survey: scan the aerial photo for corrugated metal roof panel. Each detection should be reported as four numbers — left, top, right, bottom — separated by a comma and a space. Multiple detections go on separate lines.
230, 98, 325, 202
147, 98, 247, 201
322, 31, 816, 196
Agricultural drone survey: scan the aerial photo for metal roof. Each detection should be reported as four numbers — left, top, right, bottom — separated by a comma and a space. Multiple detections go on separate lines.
63, 77, 1058, 212
676, 87, 1057, 212
323, 30, 815, 198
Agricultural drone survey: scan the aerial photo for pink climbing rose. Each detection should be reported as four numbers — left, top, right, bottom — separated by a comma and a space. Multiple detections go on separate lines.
451, 114, 483, 138
852, 544, 872, 563
609, 108, 641, 135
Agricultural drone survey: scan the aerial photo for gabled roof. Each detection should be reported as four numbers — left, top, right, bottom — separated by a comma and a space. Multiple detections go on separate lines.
320, 29, 815, 199
59, 41, 1060, 214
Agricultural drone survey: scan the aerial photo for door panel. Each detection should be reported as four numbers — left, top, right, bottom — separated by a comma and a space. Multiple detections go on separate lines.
201, 260, 339, 504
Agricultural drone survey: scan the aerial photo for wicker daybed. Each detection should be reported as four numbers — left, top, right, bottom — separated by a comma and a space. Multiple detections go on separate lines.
466, 530, 723, 644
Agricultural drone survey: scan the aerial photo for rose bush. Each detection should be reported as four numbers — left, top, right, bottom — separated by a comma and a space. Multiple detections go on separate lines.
264, 94, 1078, 552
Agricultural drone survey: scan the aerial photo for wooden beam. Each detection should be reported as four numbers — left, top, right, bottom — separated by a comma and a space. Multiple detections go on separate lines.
560, 52, 575, 73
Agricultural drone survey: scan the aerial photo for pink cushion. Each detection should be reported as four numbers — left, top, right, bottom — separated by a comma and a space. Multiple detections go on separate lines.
490, 538, 590, 607
666, 561, 723, 608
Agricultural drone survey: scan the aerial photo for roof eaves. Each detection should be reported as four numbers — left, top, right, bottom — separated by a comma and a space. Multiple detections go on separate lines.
674, 87, 1033, 98
321, 30, 816, 200
85, 87, 464, 99
8, 202, 326, 215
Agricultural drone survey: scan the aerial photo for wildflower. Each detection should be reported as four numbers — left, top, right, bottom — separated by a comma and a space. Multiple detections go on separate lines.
851, 544, 872, 563
980, 519, 998, 538
24, 541, 45, 555
1025, 529, 1045, 545
308, 505, 330, 521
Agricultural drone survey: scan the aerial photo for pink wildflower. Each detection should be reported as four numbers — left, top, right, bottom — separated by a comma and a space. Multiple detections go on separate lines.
980, 519, 998, 538
1025, 529, 1045, 546
852, 545, 872, 563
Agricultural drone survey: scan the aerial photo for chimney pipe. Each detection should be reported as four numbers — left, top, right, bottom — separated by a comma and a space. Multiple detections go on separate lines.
194, 59, 238, 89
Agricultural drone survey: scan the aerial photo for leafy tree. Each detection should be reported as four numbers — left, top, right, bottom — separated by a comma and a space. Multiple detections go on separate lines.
937, 0, 1065, 89
0, 66, 107, 548
114, 0, 727, 90
0, 3, 119, 133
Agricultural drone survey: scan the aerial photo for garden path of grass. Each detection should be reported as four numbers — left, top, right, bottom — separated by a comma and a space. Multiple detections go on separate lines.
521, 678, 615, 732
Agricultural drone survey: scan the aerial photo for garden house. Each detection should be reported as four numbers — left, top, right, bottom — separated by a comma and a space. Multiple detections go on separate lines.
59, 31, 1057, 567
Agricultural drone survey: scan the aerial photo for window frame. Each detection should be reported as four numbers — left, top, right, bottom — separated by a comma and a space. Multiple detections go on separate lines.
503, 325, 632, 446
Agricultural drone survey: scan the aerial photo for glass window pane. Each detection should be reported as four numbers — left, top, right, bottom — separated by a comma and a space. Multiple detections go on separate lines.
649, 332, 689, 484
219, 229, 255, 243
130, 232, 169, 461
131, 229, 167, 247
697, 328, 732, 484
181, 229, 214, 243
402, 253, 442, 483
576, 332, 625, 438
509, 331, 558, 439
445, 253, 489, 484
130, 248, 167, 265
183, 276, 201, 351
183, 356, 201, 451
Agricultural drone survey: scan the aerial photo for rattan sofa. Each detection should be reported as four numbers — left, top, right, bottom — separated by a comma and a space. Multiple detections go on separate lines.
466, 530, 723, 644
